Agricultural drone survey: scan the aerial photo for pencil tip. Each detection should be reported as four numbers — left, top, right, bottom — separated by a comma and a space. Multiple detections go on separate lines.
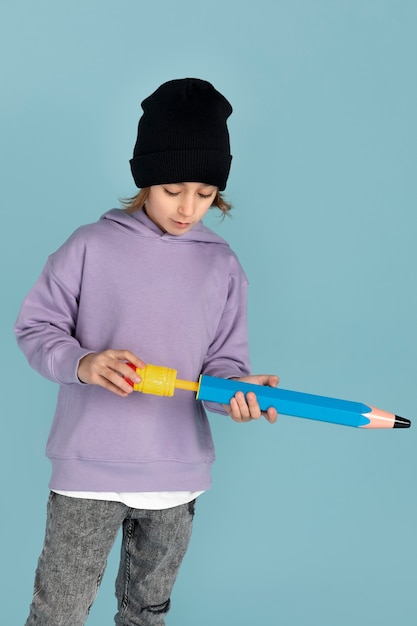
393, 415, 411, 428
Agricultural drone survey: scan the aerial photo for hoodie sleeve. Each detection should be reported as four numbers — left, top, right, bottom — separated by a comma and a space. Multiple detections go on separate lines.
201, 260, 251, 414
14, 251, 91, 385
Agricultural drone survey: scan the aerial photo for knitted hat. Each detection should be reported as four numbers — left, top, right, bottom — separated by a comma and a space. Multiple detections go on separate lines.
130, 78, 233, 191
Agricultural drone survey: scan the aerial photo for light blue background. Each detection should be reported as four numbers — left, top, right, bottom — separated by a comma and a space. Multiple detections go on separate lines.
2, 1, 416, 624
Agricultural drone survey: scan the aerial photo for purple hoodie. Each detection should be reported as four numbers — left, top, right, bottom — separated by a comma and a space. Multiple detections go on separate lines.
14, 209, 250, 492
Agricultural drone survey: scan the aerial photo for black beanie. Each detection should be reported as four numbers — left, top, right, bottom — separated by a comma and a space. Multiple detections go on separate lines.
130, 78, 233, 191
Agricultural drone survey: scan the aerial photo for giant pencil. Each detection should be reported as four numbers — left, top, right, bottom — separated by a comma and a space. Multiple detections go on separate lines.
126, 364, 411, 429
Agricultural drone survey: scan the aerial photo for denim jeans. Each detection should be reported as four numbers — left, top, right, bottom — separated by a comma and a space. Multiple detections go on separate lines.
25, 492, 196, 626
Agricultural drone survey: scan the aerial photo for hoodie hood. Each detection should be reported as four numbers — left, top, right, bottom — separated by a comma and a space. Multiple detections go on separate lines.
101, 208, 230, 246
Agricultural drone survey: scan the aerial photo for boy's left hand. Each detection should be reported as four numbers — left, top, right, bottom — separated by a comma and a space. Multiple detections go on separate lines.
225, 374, 279, 424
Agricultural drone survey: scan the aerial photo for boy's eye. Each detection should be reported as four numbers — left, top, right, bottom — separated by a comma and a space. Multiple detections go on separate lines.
163, 188, 180, 197
163, 187, 215, 199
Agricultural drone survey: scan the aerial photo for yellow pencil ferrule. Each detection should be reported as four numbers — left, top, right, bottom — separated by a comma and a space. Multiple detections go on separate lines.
132, 364, 177, 396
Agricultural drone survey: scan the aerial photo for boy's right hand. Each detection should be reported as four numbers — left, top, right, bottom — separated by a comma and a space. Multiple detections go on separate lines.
77, 350, 145, 397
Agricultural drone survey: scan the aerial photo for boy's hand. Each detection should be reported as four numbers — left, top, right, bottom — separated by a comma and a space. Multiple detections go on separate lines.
78, 350, 146, 397
226, 374, 279, 424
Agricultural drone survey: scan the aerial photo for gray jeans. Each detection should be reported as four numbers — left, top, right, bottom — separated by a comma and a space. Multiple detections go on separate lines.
25, 492, 196, 625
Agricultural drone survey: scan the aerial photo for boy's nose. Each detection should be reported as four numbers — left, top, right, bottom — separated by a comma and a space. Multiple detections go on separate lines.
178, 197, 195, 216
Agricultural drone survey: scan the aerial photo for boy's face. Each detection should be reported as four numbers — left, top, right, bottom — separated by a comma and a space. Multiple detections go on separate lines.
144, 182, 218, 236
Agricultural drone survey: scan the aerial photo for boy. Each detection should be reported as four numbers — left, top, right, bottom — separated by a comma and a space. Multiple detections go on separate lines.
15, 78, 277, 625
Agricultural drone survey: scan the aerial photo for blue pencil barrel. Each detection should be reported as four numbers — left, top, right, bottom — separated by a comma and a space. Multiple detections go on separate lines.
197, 376, 372, 428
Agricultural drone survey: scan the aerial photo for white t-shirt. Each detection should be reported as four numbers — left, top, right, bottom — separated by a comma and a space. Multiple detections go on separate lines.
53, 490, 204, 510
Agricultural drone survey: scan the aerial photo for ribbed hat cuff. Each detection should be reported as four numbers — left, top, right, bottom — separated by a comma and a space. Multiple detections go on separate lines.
130, 150, 232, 191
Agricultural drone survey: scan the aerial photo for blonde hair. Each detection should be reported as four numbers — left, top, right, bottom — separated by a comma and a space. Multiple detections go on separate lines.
121, 187, 232, 217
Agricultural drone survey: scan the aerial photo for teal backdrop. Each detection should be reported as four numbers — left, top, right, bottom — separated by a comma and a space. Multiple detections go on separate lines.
2, 1, 416, 624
